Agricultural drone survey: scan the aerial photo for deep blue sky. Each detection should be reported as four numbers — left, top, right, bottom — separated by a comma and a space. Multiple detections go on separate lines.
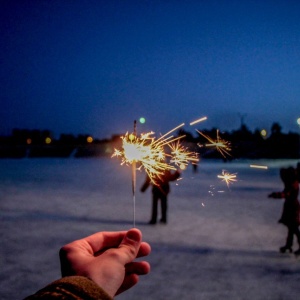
1, 0, 300, 139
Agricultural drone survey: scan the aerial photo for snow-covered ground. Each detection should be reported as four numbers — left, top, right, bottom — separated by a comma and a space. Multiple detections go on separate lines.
1, 158, 300, 300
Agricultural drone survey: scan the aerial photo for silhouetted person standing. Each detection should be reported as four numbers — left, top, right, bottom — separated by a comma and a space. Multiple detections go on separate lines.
269, 167, 300, 255
141, 169, 180, 224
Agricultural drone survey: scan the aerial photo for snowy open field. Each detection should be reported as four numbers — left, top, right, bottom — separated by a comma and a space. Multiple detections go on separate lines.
1, 157, 300, 300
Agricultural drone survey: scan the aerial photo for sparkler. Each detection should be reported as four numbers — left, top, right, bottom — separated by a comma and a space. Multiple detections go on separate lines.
217, 170, 237, 187
112, 121, 199, 226
113, 123, 199, 182
196, 129, 231, 158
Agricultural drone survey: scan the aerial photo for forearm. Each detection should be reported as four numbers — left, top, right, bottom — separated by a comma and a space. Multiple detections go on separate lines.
24, 276, 113, 300
170, 170, 180, 181
269, 191, 285, 198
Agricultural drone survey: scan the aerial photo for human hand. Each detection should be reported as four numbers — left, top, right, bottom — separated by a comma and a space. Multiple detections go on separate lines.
59, 228, 151, 298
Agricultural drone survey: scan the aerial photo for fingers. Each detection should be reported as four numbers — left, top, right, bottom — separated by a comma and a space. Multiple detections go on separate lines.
81, 231, 127, 254
116, 261, 151, 295
62, 228, 151, 259
118, 229, 141, 261
117, 228, 146, 265
137, 241, 151, 258
125, 261, 151, 275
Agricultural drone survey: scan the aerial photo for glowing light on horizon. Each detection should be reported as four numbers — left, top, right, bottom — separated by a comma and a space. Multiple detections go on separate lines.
45, 137, 52, 144
260, 129, 267, 138
87, 136, 93, 143
139, 117, 146, 124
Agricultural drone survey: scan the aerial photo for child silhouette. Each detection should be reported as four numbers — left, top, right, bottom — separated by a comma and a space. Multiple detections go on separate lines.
141, 169, 180, 224
269, 167, 300, 255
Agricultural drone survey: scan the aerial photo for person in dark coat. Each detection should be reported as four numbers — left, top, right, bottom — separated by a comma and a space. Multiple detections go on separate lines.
269, 167, 300, 255
141, 169, 180, 224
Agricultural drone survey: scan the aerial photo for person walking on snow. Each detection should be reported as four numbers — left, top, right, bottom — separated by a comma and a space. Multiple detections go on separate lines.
141, 169, 180, 224
269, 167, 300, 256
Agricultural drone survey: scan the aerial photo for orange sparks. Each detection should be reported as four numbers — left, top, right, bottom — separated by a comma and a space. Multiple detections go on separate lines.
168, 140, 199, 170
112, 125, 199, 184
197, 129, 231, 158
217, 170, 237, 187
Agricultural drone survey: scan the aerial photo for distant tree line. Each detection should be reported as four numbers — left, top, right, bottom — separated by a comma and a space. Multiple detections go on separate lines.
0, 128, 120, 158
180, 122, 300, 159
0, 129, 100, 146
0, 122, 299, 159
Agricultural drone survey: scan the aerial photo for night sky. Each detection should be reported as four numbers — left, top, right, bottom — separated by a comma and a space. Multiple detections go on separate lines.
1, 0, 300, 139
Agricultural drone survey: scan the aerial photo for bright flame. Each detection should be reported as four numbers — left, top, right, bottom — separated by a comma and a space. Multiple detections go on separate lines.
112, 125, 199, 184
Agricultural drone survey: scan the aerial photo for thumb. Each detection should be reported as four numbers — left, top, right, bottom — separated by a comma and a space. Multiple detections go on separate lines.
118, 228, 142, 264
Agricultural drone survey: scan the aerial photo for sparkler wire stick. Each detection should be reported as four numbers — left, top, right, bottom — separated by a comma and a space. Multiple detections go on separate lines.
132, 120, 137, 227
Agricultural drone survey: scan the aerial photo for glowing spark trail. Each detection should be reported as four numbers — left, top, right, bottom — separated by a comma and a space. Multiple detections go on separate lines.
197, 129, 231, 158
189, 116, 208, 126
250, 164, 268, 170
217, 170, 237, 187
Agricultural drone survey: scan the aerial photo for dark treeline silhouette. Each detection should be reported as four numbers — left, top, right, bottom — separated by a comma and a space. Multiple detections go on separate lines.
180, 122, 299, 159
0, 122, 299, 159
0, 129, 121, 158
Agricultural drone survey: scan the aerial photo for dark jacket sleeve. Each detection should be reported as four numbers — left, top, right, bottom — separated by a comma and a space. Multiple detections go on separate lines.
168, 170, 180, 182
140, 176, 151, 192
23, 276, 113, 300
268, 191, 284, 199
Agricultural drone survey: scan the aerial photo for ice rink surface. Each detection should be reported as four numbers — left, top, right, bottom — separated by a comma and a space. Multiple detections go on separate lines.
1, 158, 300, 300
